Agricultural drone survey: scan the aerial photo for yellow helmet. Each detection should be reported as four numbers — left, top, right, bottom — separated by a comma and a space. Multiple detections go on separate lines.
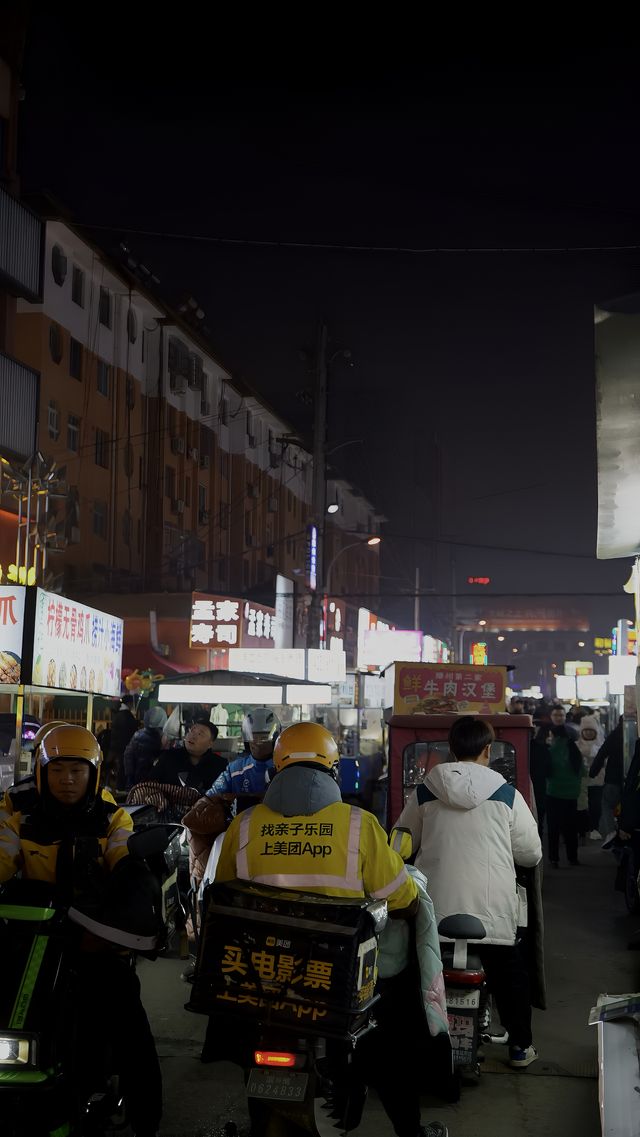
31, 720, 70, 752
36, 723, 102, 799
273, 722, 339, 774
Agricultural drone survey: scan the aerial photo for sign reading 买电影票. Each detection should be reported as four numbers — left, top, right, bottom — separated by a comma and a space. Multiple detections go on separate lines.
0, 585, 26, 684
31, 588, 123, 696
190, 593, 277, 650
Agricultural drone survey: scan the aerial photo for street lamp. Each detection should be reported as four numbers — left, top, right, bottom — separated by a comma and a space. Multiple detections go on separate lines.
479, 619, 487, 627
578, 641, 585, 648
497, 635, 505, 642
325, 536, 382, 597
327, 503, 340, 514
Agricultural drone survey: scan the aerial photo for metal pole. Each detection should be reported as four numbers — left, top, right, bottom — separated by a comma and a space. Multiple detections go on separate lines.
414, 565, 420, 632
308, 323, 328, 649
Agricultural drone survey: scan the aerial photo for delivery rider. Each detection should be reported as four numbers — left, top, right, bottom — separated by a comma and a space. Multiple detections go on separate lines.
212, 721, 448, 1137
0, 723, 162, 1137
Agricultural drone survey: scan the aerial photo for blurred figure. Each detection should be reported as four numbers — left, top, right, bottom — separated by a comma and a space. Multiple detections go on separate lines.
509, 696, 525, 714
577, 712, 605, 838
107, 695, 138, 790
530, 723, 550, 838
545, 712, 584, 867
589, 717, 624, 840
123, 706, 168, 790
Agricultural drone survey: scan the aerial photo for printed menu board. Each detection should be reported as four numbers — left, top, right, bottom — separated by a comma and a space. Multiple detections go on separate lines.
31, 588, 123, 696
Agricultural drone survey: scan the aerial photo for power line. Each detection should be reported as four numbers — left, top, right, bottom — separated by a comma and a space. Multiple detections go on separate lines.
76, 222, 640, 256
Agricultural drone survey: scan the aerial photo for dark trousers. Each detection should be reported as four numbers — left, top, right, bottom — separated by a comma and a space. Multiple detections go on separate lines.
353, 969, 423, 1137
588, 786, 604, 832
76, 955, 162, 1133
546, 795, 578, 863
476, 941, 532, 1050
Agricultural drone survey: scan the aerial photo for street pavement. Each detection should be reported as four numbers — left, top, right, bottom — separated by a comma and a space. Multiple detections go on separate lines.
140, 840, 639, 1137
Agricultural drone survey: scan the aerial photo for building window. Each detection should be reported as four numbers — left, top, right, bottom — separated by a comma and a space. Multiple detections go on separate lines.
95, 429, 110, 469
72, 265, 85, 307
165, 465, 176, 500
69, 338, 83, 381
97, 360, 111, 397
93, 501, 108, 539
127, 307, 137, 344
51, 244, 67, 286
99, 286, 112, 329
67, 414, 80, 452
49, 322, 63, 364
48, 401, 60, 441
198, 484, 207, 512
125, 376, 136, 409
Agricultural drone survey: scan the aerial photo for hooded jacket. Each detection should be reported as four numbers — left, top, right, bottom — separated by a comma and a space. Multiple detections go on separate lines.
396, 762, 541, 946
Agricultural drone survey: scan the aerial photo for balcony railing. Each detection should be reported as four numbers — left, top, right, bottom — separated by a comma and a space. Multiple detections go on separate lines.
0, 350, 39, 458
0, 184, 43, 302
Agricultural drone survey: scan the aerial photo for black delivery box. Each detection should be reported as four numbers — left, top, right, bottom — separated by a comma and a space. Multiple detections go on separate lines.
188, 880, 385, 1038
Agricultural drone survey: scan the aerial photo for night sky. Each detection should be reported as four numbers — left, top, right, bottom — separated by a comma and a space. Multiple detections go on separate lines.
17, 14, 640, 639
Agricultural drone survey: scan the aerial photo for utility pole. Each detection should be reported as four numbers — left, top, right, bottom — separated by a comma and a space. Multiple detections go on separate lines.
307, 323, 328, 649
414, 564, 420, 632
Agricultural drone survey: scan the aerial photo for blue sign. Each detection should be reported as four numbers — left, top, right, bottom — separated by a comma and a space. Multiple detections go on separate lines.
306, 525, 318, 591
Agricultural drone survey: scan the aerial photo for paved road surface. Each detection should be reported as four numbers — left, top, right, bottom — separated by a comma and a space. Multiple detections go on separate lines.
141, 841, 639, 1137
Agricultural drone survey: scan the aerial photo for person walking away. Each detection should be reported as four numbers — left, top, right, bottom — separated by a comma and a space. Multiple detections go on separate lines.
546, 707, 584, 866
396, 716, 541, 1068
589, 718, 624, 840
107, 695, 138, 790
123, 706, 168, 790
576, 712, 605, 838
212, 722, 448, 1137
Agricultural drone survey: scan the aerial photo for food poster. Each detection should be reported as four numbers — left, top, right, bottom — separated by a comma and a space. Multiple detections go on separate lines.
31, 588, 124, 696
0, 585, 26, 683
394, 662, 507, 715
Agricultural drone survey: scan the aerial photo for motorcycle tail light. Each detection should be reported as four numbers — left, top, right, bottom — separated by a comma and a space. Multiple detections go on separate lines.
254, 1050, 296, 1067
443, 969, 485, 986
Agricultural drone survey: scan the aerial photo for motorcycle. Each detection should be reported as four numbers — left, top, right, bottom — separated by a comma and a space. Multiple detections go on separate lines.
438, 914, 509, 1085
187, 878, 387, 1136
0, 821, 180, 1137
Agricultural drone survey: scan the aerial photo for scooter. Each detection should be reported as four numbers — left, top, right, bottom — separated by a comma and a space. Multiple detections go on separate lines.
438, 913, 507, 1085
0, 822, 180, 1137
187, 878, 387, 1136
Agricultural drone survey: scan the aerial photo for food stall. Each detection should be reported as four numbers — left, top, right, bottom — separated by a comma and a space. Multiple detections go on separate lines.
0, 584, 124, 783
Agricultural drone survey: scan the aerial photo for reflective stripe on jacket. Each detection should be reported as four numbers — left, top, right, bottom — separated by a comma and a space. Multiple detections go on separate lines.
215, 799, 416, 911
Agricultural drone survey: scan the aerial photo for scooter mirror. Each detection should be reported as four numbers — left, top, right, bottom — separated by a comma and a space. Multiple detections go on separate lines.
388, 827, 413, 862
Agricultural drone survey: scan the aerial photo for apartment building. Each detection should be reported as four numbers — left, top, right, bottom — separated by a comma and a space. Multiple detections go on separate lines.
9, 215, 381, 625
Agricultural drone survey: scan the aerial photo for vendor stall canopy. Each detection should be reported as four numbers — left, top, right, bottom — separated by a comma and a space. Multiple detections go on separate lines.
158, 670, 332, 706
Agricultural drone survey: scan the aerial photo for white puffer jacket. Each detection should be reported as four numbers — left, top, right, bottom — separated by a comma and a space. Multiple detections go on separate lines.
396, 762, 542, 946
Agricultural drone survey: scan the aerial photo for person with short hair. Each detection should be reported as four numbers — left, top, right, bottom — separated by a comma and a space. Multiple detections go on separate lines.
155, 719, 225, 793
545, 709, 584, 866
396, 715, 542, 1069
123, 706, 168, 790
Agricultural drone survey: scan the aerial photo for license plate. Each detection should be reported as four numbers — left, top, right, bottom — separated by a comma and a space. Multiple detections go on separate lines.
246, 1069, 309, 1102
447, 989, 480, 1009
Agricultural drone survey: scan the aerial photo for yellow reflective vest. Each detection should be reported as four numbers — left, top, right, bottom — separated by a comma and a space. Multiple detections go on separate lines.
0, 789, 133, 884
215, 800, 417, 912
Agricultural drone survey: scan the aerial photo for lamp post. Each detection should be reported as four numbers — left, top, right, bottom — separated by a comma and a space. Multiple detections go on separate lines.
325, 536, 381, 598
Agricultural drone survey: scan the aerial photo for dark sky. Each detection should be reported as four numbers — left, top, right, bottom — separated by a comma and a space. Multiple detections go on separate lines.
17, 13, 640, 637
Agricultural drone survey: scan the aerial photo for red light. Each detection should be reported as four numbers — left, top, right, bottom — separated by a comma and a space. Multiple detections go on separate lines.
443, 969, 485, 986
467, 577, 491, 585
254, 1051, 296, 1067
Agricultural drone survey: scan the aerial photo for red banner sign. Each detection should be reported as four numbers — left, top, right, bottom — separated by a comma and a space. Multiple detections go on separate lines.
394, 662, 507, 715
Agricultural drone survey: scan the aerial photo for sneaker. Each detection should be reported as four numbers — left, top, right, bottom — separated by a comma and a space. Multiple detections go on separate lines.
509, 1045, 538, 1068
589, 830, 602, 840
418, 1126, 449, 1137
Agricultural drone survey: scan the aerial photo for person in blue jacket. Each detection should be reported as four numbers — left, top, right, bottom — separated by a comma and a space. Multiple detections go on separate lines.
206, 708, 280, 798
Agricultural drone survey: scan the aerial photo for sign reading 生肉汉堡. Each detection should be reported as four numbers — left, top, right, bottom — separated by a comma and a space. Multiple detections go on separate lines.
31, 588, 124, 696
392, 662, 507, 715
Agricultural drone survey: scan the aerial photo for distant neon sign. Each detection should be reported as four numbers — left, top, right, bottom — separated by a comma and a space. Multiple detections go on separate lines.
470, 641, 488, 666
468, 576, 490, 585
